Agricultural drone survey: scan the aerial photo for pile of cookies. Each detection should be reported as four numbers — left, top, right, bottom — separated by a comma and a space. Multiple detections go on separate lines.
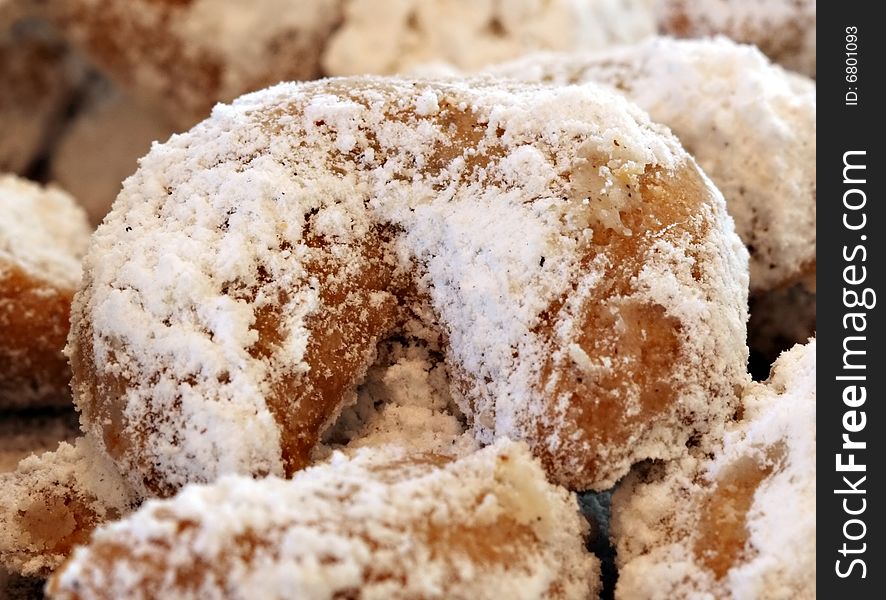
1, 1, 815, 598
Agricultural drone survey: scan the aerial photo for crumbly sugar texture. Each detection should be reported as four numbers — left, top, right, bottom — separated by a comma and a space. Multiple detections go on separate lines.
0, 175, 92, 408
48, 0, 344, 125
610, 339, 816, 599
49, 439, 600, 600
0, 437, 137, 577
49, 78, 180, 226
323, 0, 656, 76
0, 409, 80, 473
70, 76, 749, 496
655, 0, 816, 77
0, 19, 85, 174
486, 36, 816, 293
319, 338, 478, 459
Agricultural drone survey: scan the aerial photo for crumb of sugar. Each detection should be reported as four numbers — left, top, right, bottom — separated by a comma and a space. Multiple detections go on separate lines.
323, 0, 656, 76
486, 36, 815, 292
0, 175, 90, 289
50, 439, 600, 599
611, 339, 816, 598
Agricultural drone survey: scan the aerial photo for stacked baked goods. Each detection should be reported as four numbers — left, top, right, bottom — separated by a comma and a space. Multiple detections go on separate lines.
1, 1, 815, 598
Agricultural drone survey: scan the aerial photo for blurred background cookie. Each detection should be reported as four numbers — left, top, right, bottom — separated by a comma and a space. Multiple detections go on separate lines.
0, 176, 90, 409
655, 0, 816, 77
48, 78, 179, 226
323, 0, 656, 76
0, 19, 84, 176
45, 0, 344, 126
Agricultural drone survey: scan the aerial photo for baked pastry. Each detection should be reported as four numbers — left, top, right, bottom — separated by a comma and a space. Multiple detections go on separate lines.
323, 0, 655, 76
0, 337, 473, 576
69, 77, 748, 496
611, 339, 815, 598
0, 19, 84, 174
47, 0, 343, 125
48, 440, 600, 599
49, 80, 179, 226
655, 0, 816, 77
0, 175, 91, 408
0, 437, 136, 576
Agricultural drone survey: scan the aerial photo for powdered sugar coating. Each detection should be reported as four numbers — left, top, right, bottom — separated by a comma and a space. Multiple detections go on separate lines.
487, 36, 816, 292
656, 0, 816, 77
323, 0, 655, 77
0, 437, 137, 576
70, 76, 748, 495
49, 439, 600, 599
611, 339, 816, 599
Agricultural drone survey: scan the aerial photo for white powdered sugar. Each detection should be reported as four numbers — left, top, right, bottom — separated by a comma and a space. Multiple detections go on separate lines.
486, 36, 816, 292
71, 76, 747, 496
0, 175, 90, 288
0, 437, 137, 576
320, 339, 477, 458
323, 0, 656, 76
611, 339, 816, 599
49, 439, 600, 599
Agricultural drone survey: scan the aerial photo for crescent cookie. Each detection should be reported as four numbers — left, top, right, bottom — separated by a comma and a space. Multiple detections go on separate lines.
69, 77, 748, 496
0, 437, 136, 577
48, 440, 600, 600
